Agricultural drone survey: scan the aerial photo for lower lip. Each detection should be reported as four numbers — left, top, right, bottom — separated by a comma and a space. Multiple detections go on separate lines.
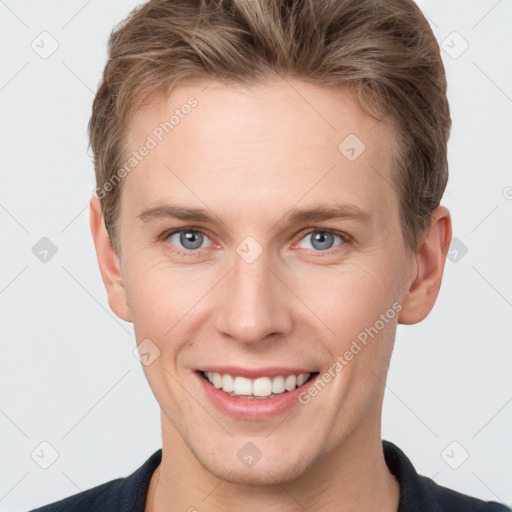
195, 371, 319, 420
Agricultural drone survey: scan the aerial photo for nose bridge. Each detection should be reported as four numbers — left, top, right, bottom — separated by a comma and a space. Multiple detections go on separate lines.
214, 243, 292, 344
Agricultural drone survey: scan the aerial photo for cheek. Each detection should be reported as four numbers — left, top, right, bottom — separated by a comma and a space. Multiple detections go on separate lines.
123, 256, 217, 337
293, 261, 400, 342
123, 238, 404, 349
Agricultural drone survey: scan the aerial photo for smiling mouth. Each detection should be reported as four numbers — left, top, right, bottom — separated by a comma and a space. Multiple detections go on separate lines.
199, 370, 319, 399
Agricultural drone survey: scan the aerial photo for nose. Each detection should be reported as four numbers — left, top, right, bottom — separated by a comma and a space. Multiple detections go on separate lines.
214, 249, 293, 346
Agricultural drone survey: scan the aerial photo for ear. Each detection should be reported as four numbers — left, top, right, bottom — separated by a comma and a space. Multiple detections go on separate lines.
89, 195, 132, 322
398, 205, 452, 325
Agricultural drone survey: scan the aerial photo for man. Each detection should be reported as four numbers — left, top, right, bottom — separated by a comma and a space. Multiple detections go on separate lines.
31, 0, 510, 510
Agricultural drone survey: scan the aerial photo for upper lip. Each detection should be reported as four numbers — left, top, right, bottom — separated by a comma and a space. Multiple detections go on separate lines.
198, 366, 317, 379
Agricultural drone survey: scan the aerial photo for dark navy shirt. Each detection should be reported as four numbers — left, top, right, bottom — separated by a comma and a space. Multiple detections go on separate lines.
30, 440, 510, 511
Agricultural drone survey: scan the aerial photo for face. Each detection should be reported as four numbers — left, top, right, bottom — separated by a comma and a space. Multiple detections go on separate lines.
110, 78, 418, 484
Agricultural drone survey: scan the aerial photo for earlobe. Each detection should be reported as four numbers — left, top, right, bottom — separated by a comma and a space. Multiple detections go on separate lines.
89, 196, 132, 322
398, 206, 452, 325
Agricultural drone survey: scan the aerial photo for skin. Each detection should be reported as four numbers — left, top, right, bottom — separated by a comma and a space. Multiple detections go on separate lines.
90, 78, 452, 511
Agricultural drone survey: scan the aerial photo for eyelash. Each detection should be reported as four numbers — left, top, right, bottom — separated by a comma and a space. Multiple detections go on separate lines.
162, 227, 351, 257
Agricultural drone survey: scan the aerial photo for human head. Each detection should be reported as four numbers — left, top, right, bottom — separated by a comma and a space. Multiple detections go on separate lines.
89, 0, 451, 255
88, 0, 452, 496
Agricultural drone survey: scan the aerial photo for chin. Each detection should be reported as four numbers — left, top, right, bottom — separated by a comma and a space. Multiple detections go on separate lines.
193, 442, 316, 487
209, 458, 307, 486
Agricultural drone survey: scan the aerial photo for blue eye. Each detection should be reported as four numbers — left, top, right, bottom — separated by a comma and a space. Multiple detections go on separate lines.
165, 228, 348, 256
167, 229, 210, 252
297, 230, 345, 251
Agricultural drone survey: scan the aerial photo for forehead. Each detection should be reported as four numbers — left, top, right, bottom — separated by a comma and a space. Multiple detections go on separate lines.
123, 78, 398, 229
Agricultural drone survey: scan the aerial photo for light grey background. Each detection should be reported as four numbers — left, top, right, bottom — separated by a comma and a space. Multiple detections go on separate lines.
1, 1, 511, 510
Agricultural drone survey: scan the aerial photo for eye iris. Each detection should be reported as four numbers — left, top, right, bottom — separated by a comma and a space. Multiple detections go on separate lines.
311, 231, 334, 250
174, 231, 337, 251
180, 231, 203, 250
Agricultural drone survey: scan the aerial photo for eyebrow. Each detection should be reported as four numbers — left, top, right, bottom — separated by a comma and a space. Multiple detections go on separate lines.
137, 203, 373, 226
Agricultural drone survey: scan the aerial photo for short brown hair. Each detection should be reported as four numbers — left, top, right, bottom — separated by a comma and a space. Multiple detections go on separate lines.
89, 0, 451, 253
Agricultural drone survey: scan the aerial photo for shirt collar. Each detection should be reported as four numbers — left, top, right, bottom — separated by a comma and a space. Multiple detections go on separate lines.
383, 439, 441, 511
125, 441, 439, 511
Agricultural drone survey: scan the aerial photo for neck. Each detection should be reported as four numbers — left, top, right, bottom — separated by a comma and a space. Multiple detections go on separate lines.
147, 407, 399, 512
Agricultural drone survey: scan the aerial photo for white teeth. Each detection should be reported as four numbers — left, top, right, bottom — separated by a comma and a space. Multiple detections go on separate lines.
222, 373, 234, 392
233, 376, 252, 395
204, 371, 311, 398
285, 374, 297, 391
271, 375, 285, 393
252, 377, 272, 397
296, 373, 308, 386
212, 372, 223, 389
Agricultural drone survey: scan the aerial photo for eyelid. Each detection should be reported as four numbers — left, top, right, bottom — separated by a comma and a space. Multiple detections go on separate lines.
291, 227, 351, 253
163, 227, 215, 255
296, 227, 351, 243
162, 226, 351, 255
